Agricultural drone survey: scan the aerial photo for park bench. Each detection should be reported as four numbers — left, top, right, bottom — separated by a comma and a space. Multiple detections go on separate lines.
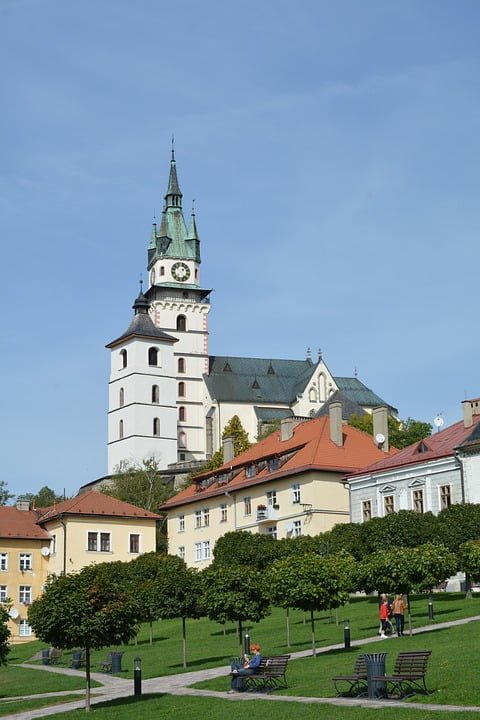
242, 655, 291, 692
372, 650, 432, 698
332, 654, 368, 696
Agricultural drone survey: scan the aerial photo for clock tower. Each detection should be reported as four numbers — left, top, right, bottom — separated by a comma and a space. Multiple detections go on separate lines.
145, 147, 212, 463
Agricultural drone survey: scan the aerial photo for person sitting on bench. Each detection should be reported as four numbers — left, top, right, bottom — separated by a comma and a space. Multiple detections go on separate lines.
229, 644, 262, 692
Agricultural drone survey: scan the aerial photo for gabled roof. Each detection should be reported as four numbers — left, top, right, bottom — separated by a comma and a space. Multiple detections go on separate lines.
160, 416, 398, 510
334, 377, 397, 413
0, 507, 51, 540
37, 490, 161, 523
347, 415, 480, 478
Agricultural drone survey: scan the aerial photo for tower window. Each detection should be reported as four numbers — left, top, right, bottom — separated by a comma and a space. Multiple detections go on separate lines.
179, 406, 186, 421
160, 266, 165, 276
178, 431, 187, 448
178, 381, 185, 397
120, 349, 127, 369
153, 418, 160, 436
148, 347, 159, 366
152, 385, 159, 403
119, 419, 124, 439
176, 315, 187, 332
178, 358, 185, 373
119, 387, 124, 408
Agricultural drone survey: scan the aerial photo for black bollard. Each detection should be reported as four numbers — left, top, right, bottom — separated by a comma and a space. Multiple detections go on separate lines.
134, 656, 142, 696
428, 600, 434, 620
344, 620, 351, 649
244, 633, 250, 655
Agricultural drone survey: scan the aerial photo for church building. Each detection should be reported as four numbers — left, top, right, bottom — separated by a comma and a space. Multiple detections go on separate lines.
106, 149, 395, 475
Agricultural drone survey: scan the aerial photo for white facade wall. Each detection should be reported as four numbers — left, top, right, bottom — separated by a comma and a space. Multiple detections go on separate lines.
462, 453, 480, 503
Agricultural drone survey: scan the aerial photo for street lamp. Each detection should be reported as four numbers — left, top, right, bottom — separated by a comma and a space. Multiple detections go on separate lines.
134, 656, 142, 696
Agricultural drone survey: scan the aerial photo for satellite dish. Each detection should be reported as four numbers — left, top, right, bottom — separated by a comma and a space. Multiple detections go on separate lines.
375, 432, 386, 445
285, 523, 294, 533
41, 547, 50, 557
9, 608, 19, 619
434, 415, 444, 429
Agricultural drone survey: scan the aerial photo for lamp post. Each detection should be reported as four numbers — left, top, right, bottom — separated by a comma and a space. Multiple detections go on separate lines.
428, 594, 434, 621
344, 619, 351, 649
134, 656, 142, 696
244, 632, 250, 655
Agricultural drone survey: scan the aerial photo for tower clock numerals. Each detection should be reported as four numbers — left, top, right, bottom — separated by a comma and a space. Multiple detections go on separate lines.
171, 262, 190, 282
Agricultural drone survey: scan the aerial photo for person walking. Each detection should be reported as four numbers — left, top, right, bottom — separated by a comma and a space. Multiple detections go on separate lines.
392, 594, 407, 636
379, 596, 392, 638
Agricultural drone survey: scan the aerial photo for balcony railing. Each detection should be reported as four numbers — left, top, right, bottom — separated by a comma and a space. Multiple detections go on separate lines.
256, 507, 279, 523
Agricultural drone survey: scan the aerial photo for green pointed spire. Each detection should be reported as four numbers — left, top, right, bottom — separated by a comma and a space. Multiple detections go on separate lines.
165, 144, 182, 208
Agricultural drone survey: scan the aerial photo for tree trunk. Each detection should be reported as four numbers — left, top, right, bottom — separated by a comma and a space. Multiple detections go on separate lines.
238, 618, 243, 657
182, 616, 187, 669
85, 646, 91, 712
310, 609, 316, 656
149, 621, 153, 645
406, 592, 412, 636
285, 607, 290, 648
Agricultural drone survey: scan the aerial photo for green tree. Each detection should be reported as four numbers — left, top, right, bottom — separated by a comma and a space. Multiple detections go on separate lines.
267, 553, 355, 655
0, 481, 13, 506
458, 540, 480, 595
201, 564, 270, 655
195, 415, 252, 474
435, 503, 480, 553
256, 419, 281, 441
360, 510, 438, 556
128, 552, 165, 644
319, 523, 366, 560
23, 486, 65, 509
348, 414, 432, 449
212, 531, 278, 570
28, 562, 139, 712
0, 604, 11, 665
104, 457, 175, 551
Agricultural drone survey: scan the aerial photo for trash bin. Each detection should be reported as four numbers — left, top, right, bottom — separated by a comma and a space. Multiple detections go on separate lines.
364, 652, 387, 698
110, 651, 123, 673
72, 650, 82, 669
42, 648, 50, 666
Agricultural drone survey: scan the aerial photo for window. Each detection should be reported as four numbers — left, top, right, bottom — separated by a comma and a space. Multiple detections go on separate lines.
120, 349, 127, 369
195, 510, 202, 529
267, 526, 277, 540
178, 546, 185, 560
384, 495, 394, 515
293, 520, 302, 537
179, 406, 186, 421
440, 485, 451, 509
195, 509, 209, 528
220, 503, 228, 522
194, 542, 202, 562
266, 490, 277, 507
152, 385, 159, 403
153, 417, 160, 436
129, 534, 140, 554
244, 497, 252, 516
178, 358, 185, 373
176, 315, 186, 332
178, 431, 187, 448
19, 554, 32, 571
100, 533, 111, 552
87, 532, 111, 552
19, 586, 32, 604
0, 586, 7, 602
148, 347, 159, 366
52, 535, 57, 555
413, 489, 424, 514
178, 515, 185, 532
0, 553, 7, 571
203, 508, 210, 526
194, 541, 210, 562
160, 266, 165, 276
19, 620, 32, 637
88, 532, 98, 551
119, 419, 124, 439
245, 465, 256, 478
292, 483, 301, 504
362, 500, 372, 522
203, 540, 211, 560
119, 387, 124, 407
178, 381, 185, 397
267, 457, 280, 472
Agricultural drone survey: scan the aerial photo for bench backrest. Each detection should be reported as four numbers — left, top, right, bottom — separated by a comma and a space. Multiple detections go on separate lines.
393, 651, 431, 676
354, 654, 367, 676
257, 655, 290, 673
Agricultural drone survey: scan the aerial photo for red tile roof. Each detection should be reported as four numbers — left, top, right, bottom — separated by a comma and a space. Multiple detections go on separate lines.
347, 415, 480, 478
160, 416, 398, 510
37, 490, 161, 523
0, 507, 51, 540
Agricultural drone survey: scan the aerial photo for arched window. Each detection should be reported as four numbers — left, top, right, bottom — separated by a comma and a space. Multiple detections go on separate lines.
160, 266, 165, 276
179, 406, 186, 422
119, 420, 124, 439
178, 431, 187, 448
153, 418, 160, 436
178, 381, 185, 397
176, 315, 186, 332
178, 357, 185, 373
120, 349, 127, 369
309, 387, 317, 403
152, 385, 159, 403
148, 347, 159, 366
119, 387, 124, 407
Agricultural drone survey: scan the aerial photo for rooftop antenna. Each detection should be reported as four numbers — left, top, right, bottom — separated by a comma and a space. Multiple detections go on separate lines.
433, 414, 444, 432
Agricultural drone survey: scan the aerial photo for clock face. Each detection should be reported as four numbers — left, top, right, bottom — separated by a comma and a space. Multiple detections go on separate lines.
171, 261, 190, 282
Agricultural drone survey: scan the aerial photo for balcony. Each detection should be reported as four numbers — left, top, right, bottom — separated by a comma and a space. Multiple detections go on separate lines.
256, 506, 279, 523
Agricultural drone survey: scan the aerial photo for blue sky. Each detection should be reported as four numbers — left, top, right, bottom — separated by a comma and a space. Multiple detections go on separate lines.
2, 0, 480, 499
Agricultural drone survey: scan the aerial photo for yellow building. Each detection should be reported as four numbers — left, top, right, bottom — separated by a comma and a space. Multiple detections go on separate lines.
160, 405, 397, 568
0, 492, 160, 642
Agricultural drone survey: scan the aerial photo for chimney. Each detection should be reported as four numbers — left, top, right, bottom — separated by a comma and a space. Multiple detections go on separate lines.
463, 399, 474, 428
16, 497, 30, 512
280, 417, 294, 441
372, 406, 389, 452
223, 436, 235, 463
329, 401, 343, 447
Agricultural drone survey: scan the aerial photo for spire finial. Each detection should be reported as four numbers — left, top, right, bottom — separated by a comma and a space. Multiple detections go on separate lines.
139, 274, 143, 294
171, 134, 175, 161
318, 348, 322, 362
306, 347, 311, 360
191, 198, 196, 215
354, 366, 358, 378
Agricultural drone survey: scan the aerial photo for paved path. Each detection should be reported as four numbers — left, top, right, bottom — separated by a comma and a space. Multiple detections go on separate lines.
3, 615, 480, 719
